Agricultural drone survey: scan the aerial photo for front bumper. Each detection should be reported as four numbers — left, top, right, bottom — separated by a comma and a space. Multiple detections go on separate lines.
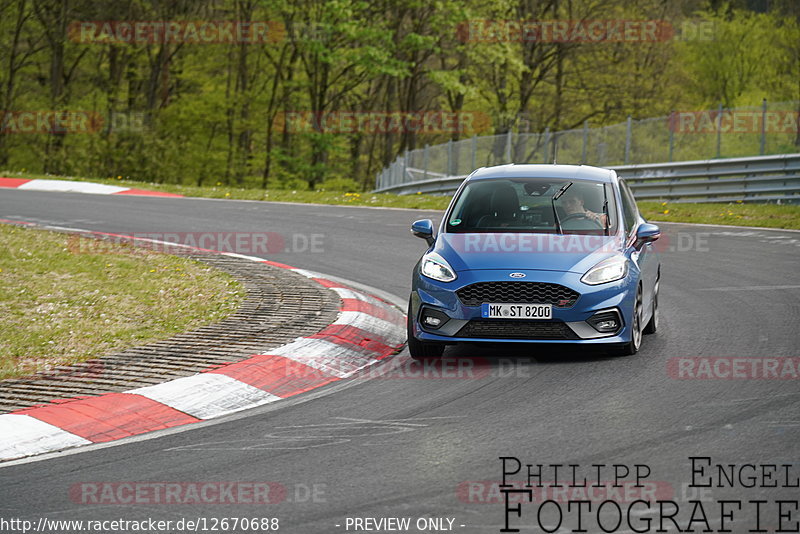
410, 268, 636, 345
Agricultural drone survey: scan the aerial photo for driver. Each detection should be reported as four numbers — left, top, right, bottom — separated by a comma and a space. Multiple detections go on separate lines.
563, 195, 607, 227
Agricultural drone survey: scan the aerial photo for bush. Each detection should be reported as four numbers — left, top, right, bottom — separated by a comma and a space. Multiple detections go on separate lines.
319, 177, 360, 192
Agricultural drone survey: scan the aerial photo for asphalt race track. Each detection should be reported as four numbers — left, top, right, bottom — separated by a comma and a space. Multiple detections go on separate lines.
1, 189, 799, 533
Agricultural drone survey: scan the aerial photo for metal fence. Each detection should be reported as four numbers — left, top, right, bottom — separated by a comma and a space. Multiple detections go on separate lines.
374, 153, 800, 204
374, 100, 800, 202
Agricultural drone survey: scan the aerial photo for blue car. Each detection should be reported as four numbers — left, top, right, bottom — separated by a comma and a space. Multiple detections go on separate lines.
408, 164, 661, 358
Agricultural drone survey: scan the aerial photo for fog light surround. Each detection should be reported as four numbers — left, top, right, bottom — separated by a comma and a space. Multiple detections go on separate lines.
587, 309, 622, 334
419, 307, 450, 331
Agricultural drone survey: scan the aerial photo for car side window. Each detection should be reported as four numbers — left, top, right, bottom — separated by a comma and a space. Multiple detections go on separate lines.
618, 180, 638, 236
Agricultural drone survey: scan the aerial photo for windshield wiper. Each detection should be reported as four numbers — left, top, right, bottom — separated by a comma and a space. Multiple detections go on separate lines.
551, 182, 572, 234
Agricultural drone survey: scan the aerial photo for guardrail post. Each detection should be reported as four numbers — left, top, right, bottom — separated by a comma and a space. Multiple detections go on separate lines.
581, 120, 588, 164
715, 103, 723, 158
668, 111, 675, 162
760, 98, 767, 155
471, 135, 477, 170
506, 130, 512, 163
553, 132, 559, 163
423, 144, 429, 181
543, 127, 550, 163
402, 150, 408, 182
624, 115, 632, 164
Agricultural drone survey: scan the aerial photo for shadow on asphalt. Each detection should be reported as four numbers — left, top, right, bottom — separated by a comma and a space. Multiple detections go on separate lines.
419, 341, 618, 365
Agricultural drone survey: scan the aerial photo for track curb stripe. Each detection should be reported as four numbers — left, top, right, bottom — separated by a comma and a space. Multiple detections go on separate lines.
266, 338, 377, 379
0, 414, 91, 459
0, 177, 33, 188
15, 393, 200, 443
0, 177, 182, 197
0, 222, 405, 462
340, 298, 406, 324
209, 355, 339, 398
129, 374, 281, 420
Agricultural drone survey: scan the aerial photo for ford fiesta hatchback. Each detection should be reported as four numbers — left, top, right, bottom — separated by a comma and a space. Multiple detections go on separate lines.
407, 164, 661, 358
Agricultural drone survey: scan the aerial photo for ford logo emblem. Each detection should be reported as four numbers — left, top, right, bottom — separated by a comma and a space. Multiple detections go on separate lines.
509, 272, 526, 278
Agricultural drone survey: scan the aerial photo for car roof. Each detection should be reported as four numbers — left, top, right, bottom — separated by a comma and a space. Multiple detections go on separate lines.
467, 163, 615, 184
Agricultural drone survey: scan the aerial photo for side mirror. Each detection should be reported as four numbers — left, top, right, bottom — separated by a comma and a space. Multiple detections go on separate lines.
411, 219, 435, 246
635, 223, 661, 249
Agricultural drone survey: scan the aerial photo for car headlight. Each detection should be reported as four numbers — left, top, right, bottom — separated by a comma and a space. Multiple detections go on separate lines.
581, 255, 628, 285
420, 252, 457, 282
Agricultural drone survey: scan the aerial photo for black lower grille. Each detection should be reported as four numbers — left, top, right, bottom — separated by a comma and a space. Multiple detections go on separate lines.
456, 320, 578, 340
457, 282, 580, 308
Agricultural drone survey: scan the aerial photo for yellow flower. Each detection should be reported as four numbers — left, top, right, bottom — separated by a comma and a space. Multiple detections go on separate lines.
216, 182, 222, 186
663, 209, 669, 214
106, 263, 112, 267
225, 192, 231, 197
117, 175, 122, 180
149, 269, 156, 272
661, 202, 667, 206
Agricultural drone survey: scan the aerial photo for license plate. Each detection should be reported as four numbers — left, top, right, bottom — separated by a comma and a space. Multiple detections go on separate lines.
481, 303, 552, 319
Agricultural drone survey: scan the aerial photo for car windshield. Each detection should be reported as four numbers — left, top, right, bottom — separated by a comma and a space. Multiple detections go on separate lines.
446, 177, 617, 235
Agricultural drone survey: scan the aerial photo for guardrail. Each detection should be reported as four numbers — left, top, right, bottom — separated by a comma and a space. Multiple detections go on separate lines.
373, 153, 800, 203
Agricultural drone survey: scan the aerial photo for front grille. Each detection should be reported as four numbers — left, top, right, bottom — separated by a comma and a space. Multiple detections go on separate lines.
456, 282, 580, 308
456, 320, 578, 340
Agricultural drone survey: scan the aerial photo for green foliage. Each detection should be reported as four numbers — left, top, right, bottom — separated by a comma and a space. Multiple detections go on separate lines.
0, 0, 796, 189
677, 8, 782, 107
319, 177, 360, 192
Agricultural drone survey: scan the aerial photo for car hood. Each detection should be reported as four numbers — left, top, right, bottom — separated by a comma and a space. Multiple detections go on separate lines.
435, 232, 624, 274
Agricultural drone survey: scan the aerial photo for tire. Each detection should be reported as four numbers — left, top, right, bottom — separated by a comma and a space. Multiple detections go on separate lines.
643, 274, 660, 335
407, 298, 445, 360
610, 284, 643, 356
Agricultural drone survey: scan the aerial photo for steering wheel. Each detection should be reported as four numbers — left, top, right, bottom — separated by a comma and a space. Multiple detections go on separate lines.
561, 212, 604, 229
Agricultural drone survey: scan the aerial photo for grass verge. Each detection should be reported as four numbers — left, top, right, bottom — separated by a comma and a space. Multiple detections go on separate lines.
638, 201, 800, 230
0, 224, 244, 380
3, 171, 799, 229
